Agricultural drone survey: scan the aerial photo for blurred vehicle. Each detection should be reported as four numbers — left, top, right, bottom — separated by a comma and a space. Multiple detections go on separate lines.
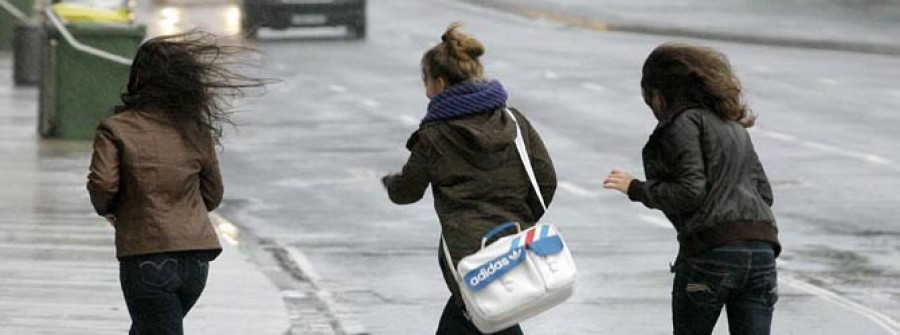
52, 0, 133, 23
242, 0, 366, 39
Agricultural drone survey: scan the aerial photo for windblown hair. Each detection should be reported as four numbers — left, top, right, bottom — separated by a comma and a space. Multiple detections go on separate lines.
641, 43, 754, 126
120, 31, 271, 145
422, 22, 485, 85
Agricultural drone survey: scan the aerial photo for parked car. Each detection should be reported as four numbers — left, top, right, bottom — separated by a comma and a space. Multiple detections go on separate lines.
242, 0, 366, 39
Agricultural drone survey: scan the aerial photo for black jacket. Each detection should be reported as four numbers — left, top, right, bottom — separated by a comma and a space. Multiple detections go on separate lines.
628, 108, 780, 258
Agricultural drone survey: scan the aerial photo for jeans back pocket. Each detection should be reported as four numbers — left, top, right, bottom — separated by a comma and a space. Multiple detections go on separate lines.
138, 258, 179, 288
683, 262, 730, 307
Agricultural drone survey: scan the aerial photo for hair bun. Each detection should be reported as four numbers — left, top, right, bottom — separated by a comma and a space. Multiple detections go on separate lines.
441, 22, 485, 60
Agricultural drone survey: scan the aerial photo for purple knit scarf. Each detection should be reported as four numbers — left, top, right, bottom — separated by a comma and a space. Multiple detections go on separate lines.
421, 80, 508, 125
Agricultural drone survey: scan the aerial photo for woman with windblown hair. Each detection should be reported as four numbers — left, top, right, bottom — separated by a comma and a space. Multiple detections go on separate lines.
603, 43, 780, 335
87, 32, 268, 334
382, 23, 557, 334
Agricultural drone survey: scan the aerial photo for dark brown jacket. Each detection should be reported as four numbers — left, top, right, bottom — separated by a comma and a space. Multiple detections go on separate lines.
384, 107, 556, 299
87, 109, 223, 259
628, 107, 779, 259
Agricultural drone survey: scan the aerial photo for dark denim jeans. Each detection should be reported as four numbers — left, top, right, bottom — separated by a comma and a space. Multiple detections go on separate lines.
672, 241, 778, 335
120, 251, 213, 335
436, 298, 524, 335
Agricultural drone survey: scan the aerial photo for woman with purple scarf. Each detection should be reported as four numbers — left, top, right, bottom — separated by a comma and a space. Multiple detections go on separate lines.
382, 23, 557, 335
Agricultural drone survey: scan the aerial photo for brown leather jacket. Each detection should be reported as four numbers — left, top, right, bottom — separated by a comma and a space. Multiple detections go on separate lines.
87, 109, 223, 259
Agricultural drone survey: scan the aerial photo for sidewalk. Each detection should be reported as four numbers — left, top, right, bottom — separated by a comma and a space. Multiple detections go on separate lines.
0, 55, 290, 334
460, 0, 900, 55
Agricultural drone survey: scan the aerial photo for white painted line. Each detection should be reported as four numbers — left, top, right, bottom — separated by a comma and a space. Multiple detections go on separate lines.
754, 128, 895, 168
397, 115, 420, 127
783, 275, 900, 335
544, 70, 560, 80
581, 82, 608, 92
327, 84, 348, 93
361, 98, 380, 108
209, 213, 240, 246
208, 213, 367, 334
281, 243, 323, 284
280, 242, 369, 335
638, 214, 673, 230
557, 181, 601, 198
817, 77, 840, 86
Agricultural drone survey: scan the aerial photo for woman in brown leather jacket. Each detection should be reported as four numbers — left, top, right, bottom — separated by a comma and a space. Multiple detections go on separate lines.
382, 23, 557, 335
87, 32, 267, 334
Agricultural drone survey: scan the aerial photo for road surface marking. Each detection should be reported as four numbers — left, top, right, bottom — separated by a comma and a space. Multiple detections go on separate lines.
817, 77, 840, 86
361, 98, 380, 108
754, 128, 895, 168
397, 115, 420, 127
581, 82, 608, 92
327, 84, 348, 93
783, 275, 900, 335
209, 213, 367, 334
210, 213, 240, 246
639, 214, 673, 230
544, 70, 560, 79
558, 181, 602, 198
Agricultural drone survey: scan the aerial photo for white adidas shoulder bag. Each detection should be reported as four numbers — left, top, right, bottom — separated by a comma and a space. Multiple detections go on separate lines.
441, 108, 577, 333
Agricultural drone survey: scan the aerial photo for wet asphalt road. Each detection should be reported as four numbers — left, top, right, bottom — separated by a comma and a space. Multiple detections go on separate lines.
214, 0, 900, 333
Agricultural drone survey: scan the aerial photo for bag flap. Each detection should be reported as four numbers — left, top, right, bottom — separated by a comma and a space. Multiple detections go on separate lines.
464, 247, 526, 291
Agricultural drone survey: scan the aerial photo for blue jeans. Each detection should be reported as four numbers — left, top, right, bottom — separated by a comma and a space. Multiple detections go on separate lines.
120, 251, 214, 335
672, 241, 778, 335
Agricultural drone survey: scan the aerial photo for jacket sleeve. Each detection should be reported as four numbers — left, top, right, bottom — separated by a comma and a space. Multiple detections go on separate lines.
751, 149, 774, 206
86, 122, 120, 216
628, 114, 707, 214
200, 145, 224, 211
522, 114, 557, 216
384, 132, 433, 205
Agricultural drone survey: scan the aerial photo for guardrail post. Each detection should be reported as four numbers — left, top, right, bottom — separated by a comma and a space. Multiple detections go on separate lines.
0, 0, 33, 51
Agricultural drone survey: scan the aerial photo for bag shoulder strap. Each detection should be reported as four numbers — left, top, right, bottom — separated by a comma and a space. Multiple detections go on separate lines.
505, 108, 548, 211
440, 108, 547, 282
441, 235, 463, 282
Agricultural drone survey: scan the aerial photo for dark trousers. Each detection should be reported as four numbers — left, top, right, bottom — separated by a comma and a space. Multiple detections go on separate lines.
120, 251, 213, 335
672, 241, 778, 335
436, 298, 524, 335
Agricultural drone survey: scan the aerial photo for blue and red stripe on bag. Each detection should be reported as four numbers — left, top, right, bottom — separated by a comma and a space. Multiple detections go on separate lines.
464, 225, 566, 291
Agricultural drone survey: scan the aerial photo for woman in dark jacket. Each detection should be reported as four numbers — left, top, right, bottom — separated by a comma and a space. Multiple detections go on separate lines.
603, 43, 781, 335
382, 23, 557, 335
87, 32, 267, 335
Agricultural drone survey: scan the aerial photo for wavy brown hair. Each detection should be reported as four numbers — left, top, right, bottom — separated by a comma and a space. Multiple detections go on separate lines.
121, 31, 272, 145
641, 42, 754, 126
421, 22, 485, 85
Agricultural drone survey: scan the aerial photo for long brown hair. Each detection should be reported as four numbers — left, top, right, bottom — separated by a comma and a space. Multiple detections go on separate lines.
421, 22, 485, 85
121, 31, 272, 145
641, 42, 753, 126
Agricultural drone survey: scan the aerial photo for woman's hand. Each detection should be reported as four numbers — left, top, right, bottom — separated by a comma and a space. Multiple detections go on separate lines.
603, 168, 634, 195
381, 173, 400, 189
104, 214, 117, 227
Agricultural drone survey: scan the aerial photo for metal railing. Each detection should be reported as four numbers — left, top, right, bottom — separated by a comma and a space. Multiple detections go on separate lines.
0, 0, 28, 22
43, 6, 132, 66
